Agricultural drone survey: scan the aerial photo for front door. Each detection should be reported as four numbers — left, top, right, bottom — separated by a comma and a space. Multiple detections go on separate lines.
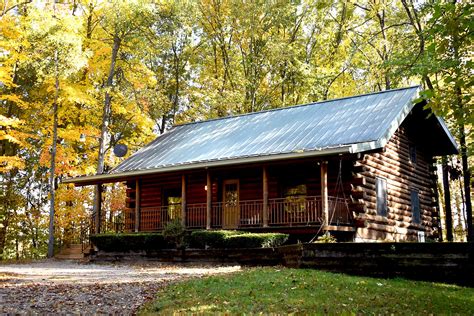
223, 180, 239, 229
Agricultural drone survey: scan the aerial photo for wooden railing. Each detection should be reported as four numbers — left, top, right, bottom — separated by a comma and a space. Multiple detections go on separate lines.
269, 196, 323, 225
120, 196, 352, 232
141, 206, 182, 231
187, 203, 207, 228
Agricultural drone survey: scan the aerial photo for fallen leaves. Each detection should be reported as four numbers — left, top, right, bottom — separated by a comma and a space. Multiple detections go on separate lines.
0, 261, 240, 315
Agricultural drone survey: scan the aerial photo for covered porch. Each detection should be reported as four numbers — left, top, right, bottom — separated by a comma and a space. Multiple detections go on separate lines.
93, 159, 355, 234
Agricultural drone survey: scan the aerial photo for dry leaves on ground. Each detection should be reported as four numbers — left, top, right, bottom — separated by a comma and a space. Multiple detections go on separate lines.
0, 260, 240, 315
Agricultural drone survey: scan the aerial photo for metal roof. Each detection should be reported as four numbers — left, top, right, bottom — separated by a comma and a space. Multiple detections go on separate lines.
63, 86, 458, 185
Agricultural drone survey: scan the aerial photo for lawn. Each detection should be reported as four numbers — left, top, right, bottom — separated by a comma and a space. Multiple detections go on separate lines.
140, 267, 474, 315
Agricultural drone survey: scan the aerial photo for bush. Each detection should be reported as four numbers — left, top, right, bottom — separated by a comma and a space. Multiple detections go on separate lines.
189, 230, 243, 249
189, 230, 288, 249
163, 219, 186, 249
314, 232, 337, 243
225, 233, 288, 248
90, 233, 172, 252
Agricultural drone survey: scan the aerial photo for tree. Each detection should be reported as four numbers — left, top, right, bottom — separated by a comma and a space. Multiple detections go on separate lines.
422, 2, 472, 241
0, 0, 30, 257
24, 3, 87, 256
89, 1, 155, 233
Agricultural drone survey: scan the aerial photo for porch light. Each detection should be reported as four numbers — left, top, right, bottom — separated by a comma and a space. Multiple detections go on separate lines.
204, 185, 208, 191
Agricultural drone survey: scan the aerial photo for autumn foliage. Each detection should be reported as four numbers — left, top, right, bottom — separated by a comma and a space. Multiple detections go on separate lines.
0, 1, 472, 258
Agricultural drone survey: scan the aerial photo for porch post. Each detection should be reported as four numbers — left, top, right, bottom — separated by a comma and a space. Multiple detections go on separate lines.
320, 161, 329, 227
134, 180, 140, 232
262, 166, 269, 227
94, 185, 102, 234
181, 174, 187, 227
206, 170, 212, 229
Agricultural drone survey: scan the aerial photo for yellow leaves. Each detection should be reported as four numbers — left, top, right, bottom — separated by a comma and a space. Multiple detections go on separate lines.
0, 115, 31, 150
54, 185, 92, 231
61, 84, 97, 107
0, 133, 22, 145
0, 155, 25, 172
106, 183, 126, 212
0, 114, 21, 128
0, 94, 27, 108
0, 68, 16, 87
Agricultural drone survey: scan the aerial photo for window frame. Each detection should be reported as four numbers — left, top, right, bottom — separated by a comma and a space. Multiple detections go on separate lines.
411, 189, 421, 224
376, 177, 388, 217
409, 144, 417, 165
162, 187, 182, 220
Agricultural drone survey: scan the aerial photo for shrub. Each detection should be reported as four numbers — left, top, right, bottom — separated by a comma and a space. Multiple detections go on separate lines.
224, 233, 288, 249
189, 230, 288, 249
163, 219, 186, 249
90, 233, 172, 252
189, 230, 243, 249
314, 232, 337, 243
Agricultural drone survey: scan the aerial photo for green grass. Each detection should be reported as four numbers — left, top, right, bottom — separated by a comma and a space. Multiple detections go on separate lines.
140, 267, 474, 315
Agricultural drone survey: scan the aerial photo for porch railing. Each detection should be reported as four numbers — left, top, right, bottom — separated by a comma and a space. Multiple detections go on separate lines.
140, 206, 182, 231
119, 195, 351, 232
187, 203, 207, 228
269, 197, 322, 225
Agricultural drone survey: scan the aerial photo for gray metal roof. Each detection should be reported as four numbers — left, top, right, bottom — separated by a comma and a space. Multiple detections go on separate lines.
64, 86, 458, 184
113, 86, 419, 173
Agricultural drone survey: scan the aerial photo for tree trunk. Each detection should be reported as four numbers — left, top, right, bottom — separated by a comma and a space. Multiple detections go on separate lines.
442, 157, 453, 242
47, 51, 60, 258
459, 126, 472, 241
92, 33, 121, 234
449, 5, 472, 241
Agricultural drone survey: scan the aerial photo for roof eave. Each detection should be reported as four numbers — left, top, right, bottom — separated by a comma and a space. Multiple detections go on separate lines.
436, 116, 459, 155
350, 140, 384, 154
62, 145, 353, 186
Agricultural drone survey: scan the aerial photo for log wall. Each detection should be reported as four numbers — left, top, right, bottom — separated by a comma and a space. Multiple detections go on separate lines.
350, 126, 438, 241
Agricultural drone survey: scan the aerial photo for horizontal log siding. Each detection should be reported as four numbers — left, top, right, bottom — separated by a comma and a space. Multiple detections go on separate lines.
352, 127, 436, 241
268, 162, 352, 199
186, 172, 207, 204
240, 170, 262, 201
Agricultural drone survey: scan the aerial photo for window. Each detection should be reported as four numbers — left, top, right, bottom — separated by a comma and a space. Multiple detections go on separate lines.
409, 144, 417, 164
162, 188, 182, 220
376, 177, 387, 216
283, 183, 307, 213
411, 190, 421, 224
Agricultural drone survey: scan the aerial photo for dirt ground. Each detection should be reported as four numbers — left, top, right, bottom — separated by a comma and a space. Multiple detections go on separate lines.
0, 260, 240, 315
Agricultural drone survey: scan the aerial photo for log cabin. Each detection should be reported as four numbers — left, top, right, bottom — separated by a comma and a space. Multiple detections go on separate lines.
64, 86, 458, 242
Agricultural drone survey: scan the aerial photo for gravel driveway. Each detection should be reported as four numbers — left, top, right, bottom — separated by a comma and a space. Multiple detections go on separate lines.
0, 260, 240, 315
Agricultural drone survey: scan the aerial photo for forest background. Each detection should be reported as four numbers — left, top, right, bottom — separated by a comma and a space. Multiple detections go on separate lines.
0, 0, 472, 259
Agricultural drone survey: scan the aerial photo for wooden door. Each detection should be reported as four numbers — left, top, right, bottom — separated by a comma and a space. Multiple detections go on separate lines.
222, 180, 239, 229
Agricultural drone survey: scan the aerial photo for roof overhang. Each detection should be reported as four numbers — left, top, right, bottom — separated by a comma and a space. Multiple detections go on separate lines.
62, 145, 353, 186
435, 116, 459, 154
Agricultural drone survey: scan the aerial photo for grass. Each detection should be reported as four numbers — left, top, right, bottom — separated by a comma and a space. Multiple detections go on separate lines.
140, 267, 474, 315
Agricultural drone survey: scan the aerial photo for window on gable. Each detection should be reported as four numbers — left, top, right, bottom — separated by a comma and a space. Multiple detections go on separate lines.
411, 190, 421, 224
409, 144, 417, 164
376, 177, 388, 216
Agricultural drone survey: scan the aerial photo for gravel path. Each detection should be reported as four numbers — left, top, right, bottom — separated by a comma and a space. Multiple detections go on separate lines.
0, 260, 240, 315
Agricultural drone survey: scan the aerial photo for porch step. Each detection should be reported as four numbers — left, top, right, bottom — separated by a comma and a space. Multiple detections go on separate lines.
55, 243, 87, 260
